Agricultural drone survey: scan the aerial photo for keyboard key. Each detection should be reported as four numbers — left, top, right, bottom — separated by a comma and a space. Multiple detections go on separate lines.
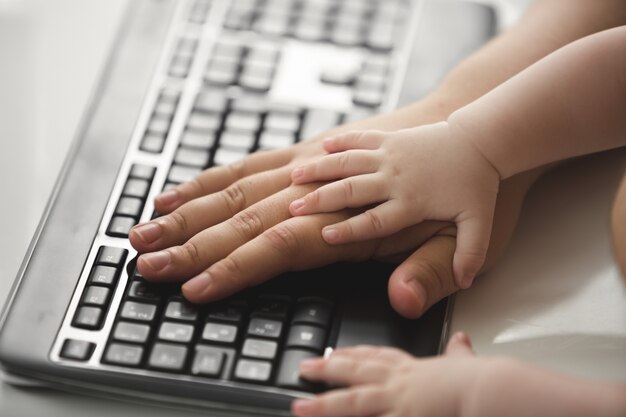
164, 299, 199, 321
234, 359, 272, 383
202, 322, 238, 343
264, 112, 301, 133
158, 322, 195, 343
153, 99, 177, 120
300, 109, 340, 141
258, 131, 295, 150
286, 325, 326, 352
88, 265, 119, 286
219, 130, 256, 150
195, 90, 229, 113
123, 179, 151, 199
167, 165, 202, 184
352, 86, 384, 108
224, 112, 262, 132
95, 246, 128, 267
60, 339, 95, 361
113, 322, 151, 344
115, 197, 143, 218
104, 343, 144, 367
205, 61, 239, 85
140, 132, 166, 153
230, 96, 267, 114
120, 301, 157, 322
148, 343, 188, 371
292, 300, 332, 327
238, 73, 273, 93
81, 286, 111, 307
253, 296, 290, 318
127, 280, 162, 302
174, 147, 211, 168
247, 318, 282, 338
180, 130, 216, 149
129, 164, 156, 181
242, 338, 278, 360
191, 347, 225, 377
275, 349, 320, 390
73, 306, 104, 330
208, 305, 245, 323
107, 216, 137, 238
187, 112, 222, 132
213, 147, 248, 166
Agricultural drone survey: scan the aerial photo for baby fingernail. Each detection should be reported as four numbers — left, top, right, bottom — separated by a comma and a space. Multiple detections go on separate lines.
183, 272, 212, 294
140, 251, 171, 271
132, 222, 162, 244
155, 189, 179, 206
290, 199, 305, 212
292, 399, 314, 416
322, 227, 339, 242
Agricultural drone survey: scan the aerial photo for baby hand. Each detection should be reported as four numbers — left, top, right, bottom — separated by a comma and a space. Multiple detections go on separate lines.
292, 333, 481, 417
289, 123, 500, 288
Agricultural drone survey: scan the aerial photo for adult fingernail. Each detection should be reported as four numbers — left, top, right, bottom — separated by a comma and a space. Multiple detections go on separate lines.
322, 227, 339, 243
132, 222, 162, 244
292, 167, 304, 181
292, 399, 314, 416
155, 189, 179, 206
140, 251, 171, 271
183, 272, 212, 294
404, 277, 427, 313
290, 198, 305, 212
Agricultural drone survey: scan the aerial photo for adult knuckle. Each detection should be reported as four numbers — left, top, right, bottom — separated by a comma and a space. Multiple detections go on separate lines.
230, 209, 265, 240
222, 182, 247, 213
188, 176, 207, 196
178, 240, 202, 265
168, 211, 189, 234
263, 224, 299, 255
216, 257, 246, 282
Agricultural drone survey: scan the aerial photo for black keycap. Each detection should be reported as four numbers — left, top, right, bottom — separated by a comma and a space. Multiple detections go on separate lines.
107, 216, 137, 238
129, 164, 156, 180
234, 359, 272, 383
95, 246, 128, 267
120, 301, 157, 322
115, 197, 143, 218
104, 343, 144, 367
60, 339, 95, 361
81, 286, 111, 307
164, 299, 199, 321
275, 349, 320, 391
208, 305, 245, 323
292, 300, 332, 327
191, 347, 225, 377
148, 343, 188, 372
73, 306, 104, 330
158, 322, 195, 343
113, 322, 151, 344
253, 296, 290, 318
123, 179, 151, 199
247, 318, 282, 338
127, 280, 162, 302
242, 338, 278, 360
88, 265, 119, 286
286, 325, 326, 352
202, 322, 238, 343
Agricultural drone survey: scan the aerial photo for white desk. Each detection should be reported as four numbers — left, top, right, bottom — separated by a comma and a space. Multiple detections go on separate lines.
1, 0, 624, 416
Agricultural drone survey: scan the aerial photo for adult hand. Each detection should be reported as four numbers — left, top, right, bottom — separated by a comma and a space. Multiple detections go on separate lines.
129, 110, 539, 318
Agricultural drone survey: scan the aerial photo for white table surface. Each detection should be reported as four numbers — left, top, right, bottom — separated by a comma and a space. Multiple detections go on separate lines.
1, 0, 624, 416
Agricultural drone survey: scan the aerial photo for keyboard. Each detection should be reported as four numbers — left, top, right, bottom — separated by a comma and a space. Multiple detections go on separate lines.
0, 0, 497, 413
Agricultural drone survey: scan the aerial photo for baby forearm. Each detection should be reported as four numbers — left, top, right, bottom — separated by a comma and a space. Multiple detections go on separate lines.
465, 358, 626, 417
450, 26, 626, 179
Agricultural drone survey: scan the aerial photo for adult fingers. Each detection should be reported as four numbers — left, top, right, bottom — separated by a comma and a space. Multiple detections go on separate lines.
290, 174, 387, 216
387, 231, 460, 319
444, 332, 475, 357
153, 148, 294, 214
292, 386, 391, 417
135, 182, 314, 281
181, 211, 380, 302
321, 201, 410, 245
130, 165, 293, 254
453, 209, 494, 289
298, 356, 391, 386
291, 150, 382, 185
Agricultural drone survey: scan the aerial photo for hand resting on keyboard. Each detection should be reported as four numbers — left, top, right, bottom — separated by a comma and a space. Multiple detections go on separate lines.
128, 95, 540, 318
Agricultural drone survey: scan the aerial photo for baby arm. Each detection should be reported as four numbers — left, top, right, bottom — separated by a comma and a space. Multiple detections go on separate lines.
292, 334, 626, 417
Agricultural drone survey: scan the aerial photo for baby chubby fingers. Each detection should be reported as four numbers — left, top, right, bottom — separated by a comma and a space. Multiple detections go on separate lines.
290, 174, 387, 216
291, 150, 382, 185
292, 386, 392, 417
298, 355, 391, 386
